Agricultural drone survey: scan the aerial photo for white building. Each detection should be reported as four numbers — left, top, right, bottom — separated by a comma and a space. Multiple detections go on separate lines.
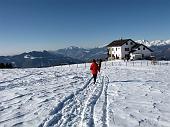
107, 39, 153, 60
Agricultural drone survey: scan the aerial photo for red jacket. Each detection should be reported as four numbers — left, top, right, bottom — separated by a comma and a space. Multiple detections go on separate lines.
90, 62, 99, 75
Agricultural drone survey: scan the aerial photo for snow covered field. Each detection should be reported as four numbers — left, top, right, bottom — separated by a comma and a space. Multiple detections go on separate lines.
0, 61, 170, 127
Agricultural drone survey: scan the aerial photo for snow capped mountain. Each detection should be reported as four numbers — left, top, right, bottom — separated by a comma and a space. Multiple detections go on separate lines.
136, 39, 170, 47
66, 46, 81, 50
62, 46, 90, 53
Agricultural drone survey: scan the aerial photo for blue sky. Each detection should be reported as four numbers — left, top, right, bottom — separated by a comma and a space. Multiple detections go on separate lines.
0, 0, 170, 55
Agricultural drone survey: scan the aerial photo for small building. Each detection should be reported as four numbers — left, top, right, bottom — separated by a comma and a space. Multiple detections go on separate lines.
107, 39, 153, 60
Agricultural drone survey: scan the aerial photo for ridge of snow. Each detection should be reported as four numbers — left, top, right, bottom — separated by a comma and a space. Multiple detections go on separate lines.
136, 39, 170, 47
66, 46, 81, 50
24, 55, 42, 59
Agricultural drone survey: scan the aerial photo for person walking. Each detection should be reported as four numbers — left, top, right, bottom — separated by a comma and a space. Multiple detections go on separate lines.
90, 59, 99, 84
98, 59, 102, 72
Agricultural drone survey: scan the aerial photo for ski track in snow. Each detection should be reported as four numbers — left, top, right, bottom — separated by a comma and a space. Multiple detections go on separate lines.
0, 67, 91, 127
40, 77, 93, 127
101, 75, 109, 127
40, 72, 109, 127
80, 75, 104, 127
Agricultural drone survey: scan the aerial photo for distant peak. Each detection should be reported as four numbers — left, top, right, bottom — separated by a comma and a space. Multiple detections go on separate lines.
136, 39, 170, 47
66, 46, 81, 49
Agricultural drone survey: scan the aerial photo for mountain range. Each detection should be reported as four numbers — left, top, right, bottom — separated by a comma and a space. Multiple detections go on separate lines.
53, 46, 107, 61
0, 51, 84, 68
0, 47, 107, 68
0, 39, 169, 68
136, 40, 170, 47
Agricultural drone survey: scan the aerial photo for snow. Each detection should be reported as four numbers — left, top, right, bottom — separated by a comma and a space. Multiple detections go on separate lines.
24, 55, 42, 59
136, 39, 170, 47
24, 55, 36, 59
66, 46, 81, 50
0, 61, 170, 127
84, 50, 90, 53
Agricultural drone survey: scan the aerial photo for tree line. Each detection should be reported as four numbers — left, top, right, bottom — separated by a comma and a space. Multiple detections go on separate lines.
0, 63, 13, 69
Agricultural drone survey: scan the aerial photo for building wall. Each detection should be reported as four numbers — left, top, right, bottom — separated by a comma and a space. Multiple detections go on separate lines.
108, 46, 122, 60
122, 40, 135, 59
121, 40, 136, 59
111, 46, 122, 59
130, 53, 142, 60
107, 47, 112, 60
132, 45, 152, 57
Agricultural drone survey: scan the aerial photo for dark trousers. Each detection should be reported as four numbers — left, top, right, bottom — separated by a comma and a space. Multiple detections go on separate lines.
93, 74, 97, 84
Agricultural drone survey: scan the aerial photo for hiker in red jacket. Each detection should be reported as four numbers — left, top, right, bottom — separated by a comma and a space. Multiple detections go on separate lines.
90, 59, 99, 84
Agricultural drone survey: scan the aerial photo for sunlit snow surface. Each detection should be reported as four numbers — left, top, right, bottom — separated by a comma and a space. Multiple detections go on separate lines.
0, 61, 170, 127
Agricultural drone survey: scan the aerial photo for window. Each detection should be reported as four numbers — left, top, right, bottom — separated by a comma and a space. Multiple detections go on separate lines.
116, 54, 119, 59
125, 48, 129, 51
143, 47, 145, 50
130, 42, 133, 45
125, 54, 129, 58
126, 42, 128, 45
116, 48, 117, 51
138, 48, 140, 50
